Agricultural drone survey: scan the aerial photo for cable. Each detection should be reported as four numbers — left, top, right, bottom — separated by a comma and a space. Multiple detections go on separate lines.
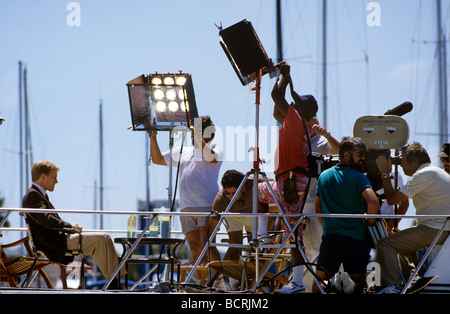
170, 131, 187, 212
255, 262, 332, 293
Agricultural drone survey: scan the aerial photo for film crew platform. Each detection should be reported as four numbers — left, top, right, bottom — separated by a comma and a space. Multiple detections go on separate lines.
2, 207, 450, 295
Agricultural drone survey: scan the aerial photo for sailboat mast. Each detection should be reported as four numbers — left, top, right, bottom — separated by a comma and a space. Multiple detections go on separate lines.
24, 67, 32, 188
322, 0, 327, 128
276, 0, 283, 64
436, 0, 448, 144
19, 61, 24, 205
18, 61, 33, 203
99, 99, 104, 230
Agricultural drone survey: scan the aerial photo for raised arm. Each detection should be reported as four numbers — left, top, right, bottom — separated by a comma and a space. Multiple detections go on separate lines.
376, 156, 409, 205
271, 62, 291, 124
147, 131, 167, 166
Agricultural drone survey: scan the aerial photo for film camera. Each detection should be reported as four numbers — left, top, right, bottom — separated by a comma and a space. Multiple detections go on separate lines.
353, 104, 411, 192
307, 102, 411, 194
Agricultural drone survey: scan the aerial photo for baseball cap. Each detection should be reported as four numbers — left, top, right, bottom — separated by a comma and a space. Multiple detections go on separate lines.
437, 143, 449, 158
292, 92, 318, 121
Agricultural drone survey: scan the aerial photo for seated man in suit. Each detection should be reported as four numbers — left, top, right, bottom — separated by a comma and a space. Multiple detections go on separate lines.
22, 160, 126, 289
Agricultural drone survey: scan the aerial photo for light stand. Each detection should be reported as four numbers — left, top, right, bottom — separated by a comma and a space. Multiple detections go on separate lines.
185, 20, 317, 291
126, 72, 196, 289
184, 69, 317, 292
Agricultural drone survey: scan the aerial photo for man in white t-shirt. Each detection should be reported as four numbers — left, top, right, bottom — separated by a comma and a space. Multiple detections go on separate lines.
375, 142, 450, 294
148, 116, 223, 265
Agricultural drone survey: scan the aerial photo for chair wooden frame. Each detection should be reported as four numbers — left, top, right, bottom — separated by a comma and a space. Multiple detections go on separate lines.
22, 212, 91, 289
0, 234, 53, 288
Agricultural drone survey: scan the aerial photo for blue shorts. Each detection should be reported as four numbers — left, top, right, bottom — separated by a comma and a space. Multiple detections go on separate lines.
317, 234, 370, 275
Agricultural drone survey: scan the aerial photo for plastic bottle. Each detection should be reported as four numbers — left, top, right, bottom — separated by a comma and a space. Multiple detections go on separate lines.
149, 215, 160, 238
158, 207, 170, 238
127, 214, 136, 238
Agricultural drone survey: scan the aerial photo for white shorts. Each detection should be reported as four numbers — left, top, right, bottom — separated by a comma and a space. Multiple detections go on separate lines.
180, 206, 211, 234
225, 216, 254, 233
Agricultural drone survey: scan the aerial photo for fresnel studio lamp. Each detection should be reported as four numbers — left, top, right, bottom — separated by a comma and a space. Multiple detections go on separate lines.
126, 72, 198, 132
126, 72, 199, 243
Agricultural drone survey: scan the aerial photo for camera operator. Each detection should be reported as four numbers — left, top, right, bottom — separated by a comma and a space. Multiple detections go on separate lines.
375, 142, 450, 294
377, 172, 409, 234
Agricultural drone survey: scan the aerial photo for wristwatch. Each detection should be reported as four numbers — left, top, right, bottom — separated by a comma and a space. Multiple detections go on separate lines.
381, 173, 390, 179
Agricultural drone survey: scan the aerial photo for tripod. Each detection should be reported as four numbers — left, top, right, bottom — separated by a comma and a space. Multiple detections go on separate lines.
184, 71, 322, 293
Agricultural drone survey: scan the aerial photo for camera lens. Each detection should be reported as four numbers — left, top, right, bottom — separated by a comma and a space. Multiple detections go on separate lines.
391, 156, 402, 165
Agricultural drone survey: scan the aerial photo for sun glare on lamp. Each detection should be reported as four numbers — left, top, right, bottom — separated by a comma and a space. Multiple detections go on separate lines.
166, 89, 177, 100
151, 77, 162, 85
154, 89, 164, 100
168, 101, 179, 112
176, 76, 187, 86
180, 101, 187, 112
156, 101, 166, 112
163, 77, 175, 85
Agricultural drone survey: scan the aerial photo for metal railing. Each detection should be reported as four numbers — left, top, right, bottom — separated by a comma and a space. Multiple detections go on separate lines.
1, 207, 450, 293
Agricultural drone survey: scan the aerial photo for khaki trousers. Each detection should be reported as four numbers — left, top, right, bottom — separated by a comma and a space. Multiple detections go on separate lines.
376, 224, 448, 287
67, 232, 125, 280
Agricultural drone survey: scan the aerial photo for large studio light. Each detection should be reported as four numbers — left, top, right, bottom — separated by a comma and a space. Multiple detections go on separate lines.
126, 72, 198, 131
219, 19, 277, 86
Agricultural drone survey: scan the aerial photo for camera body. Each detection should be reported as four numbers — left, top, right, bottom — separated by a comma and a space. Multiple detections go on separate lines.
307, 153, 339, 178
353, 115, 409, 191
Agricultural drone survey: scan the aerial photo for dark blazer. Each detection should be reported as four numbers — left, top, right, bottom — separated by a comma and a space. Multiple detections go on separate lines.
22, 184, 73, 264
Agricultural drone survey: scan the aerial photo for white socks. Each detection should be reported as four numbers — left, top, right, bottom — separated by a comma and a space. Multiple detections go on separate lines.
292, 265, 305, 287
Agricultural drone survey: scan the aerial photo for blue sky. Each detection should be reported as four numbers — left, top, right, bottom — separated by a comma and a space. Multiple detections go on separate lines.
1, 1, 448, 239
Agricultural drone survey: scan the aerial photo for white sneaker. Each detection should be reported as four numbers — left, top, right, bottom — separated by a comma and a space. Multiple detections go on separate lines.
212, 275, 226, 291
375, 284, 402, 294
332, 272, 355, 294
274, 282, 306, 294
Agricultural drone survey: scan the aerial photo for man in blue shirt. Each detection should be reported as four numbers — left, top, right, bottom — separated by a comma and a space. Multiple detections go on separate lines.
312, 137, 380, 293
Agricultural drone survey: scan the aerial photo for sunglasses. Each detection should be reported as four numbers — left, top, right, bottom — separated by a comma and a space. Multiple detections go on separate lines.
223, 190, 237, 196
352, 150, 366, 158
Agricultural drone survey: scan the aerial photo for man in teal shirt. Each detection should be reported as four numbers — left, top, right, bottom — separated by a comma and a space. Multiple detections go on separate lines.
312, 137, 380, 293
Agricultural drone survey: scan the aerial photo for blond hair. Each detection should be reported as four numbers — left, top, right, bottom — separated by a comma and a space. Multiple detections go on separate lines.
31, 160, 60, 181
